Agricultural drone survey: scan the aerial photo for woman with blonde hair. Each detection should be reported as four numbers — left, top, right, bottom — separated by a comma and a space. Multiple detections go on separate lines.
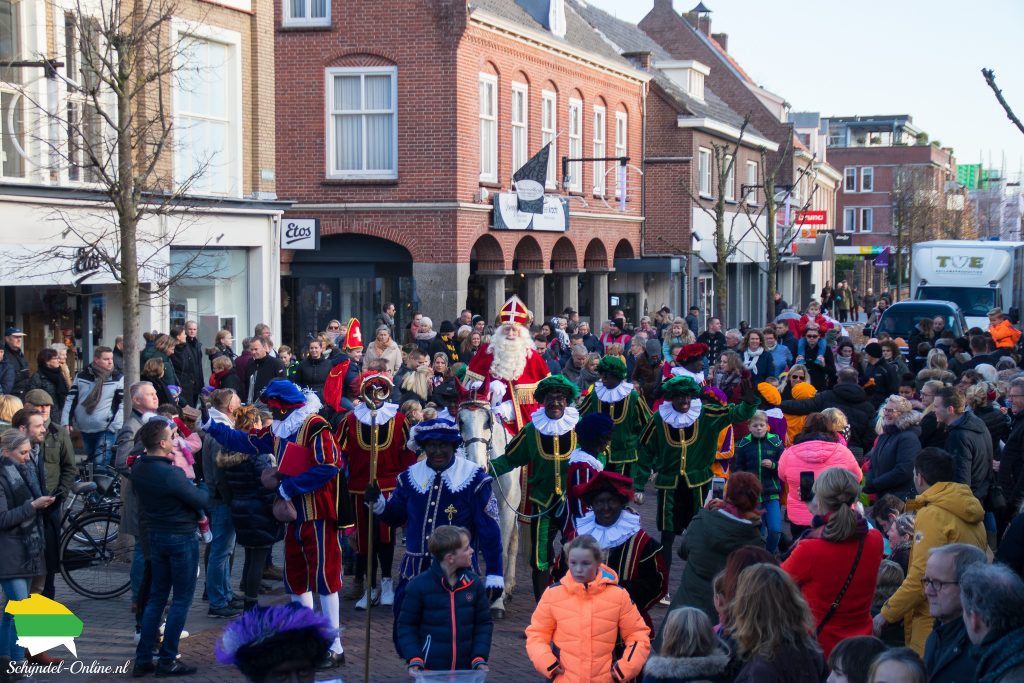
713, 350, 751, 404
399, 366, 432, 406
863, 396, 921, 501
0, 397, 22, 434
782, 467, 884, 658
526, 534, 650, 682
363, 326, 402, 375
915, 348, 955, 390
730, 563, 825, 682
965, 381, 1009, 456
207, 329, 236, 364
644, 606, 732, 683
140, 333, 178, 387
821, 407, 850, 447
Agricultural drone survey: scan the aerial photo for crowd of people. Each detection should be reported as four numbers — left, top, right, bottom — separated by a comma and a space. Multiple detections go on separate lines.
0, 287, 1023, 682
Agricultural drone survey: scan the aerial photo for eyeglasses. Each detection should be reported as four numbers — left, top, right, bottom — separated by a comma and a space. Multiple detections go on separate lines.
921, 577, 959, 592
327, 325, 341, 331
805, 334, 819, 338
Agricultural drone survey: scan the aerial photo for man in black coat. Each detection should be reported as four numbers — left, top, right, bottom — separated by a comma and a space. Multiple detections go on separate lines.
178, 321, 205, 407
922, 544, 988, 683
577, 321, 603, 355
243, 337, 284, 405
696, 317, 726, 365
779, 368, 876, 458
934, 387, 993, 503
862, 342, 899, 408
1001, 378, 1024, 520
1, 327, 30, 397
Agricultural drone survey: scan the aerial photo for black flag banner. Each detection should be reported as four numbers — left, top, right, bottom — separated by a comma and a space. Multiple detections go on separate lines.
513, 143, 550, 214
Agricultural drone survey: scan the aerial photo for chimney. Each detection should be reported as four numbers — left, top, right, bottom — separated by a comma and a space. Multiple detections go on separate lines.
623, 51, 652, 71
684, 2, 713, 36
712, 32, 728, 52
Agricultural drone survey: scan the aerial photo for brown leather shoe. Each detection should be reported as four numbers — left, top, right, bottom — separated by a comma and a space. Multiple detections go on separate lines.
27, 652, 64, 666
261, 565, 284, 581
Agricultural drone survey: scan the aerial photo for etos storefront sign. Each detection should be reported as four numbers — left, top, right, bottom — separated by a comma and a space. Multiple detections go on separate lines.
280, 218, 320, 250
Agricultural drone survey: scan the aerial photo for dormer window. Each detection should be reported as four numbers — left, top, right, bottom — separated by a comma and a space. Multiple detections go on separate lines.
655, 60, 710, 102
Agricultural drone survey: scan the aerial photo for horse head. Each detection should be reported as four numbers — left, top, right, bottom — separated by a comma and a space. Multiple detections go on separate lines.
458, 400, 493, 469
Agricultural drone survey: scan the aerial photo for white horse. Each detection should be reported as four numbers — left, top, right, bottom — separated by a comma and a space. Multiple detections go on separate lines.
459, 400, 520, 619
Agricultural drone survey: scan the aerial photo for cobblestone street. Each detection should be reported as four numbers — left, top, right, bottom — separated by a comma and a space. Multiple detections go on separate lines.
18, 495, 680, 682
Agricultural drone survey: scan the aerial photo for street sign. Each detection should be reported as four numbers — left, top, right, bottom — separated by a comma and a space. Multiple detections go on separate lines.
280, 218, 320, 250
795, 210, 827, 225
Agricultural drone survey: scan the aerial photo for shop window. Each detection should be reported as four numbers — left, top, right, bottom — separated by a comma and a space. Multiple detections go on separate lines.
169, 248, 249, 348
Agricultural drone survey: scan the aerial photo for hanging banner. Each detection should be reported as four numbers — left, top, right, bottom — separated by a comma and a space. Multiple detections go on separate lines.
492, 193, 569, 232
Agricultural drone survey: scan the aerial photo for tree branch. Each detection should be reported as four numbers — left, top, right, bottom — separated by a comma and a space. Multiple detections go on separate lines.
982, 68, 1024, 136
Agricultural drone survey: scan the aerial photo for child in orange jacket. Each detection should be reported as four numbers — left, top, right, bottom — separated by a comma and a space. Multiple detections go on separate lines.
989, 308, 1021, 350
526, 535, 651, 682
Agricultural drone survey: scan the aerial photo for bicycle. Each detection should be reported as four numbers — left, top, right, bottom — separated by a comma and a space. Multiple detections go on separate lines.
58, 480, 131, 600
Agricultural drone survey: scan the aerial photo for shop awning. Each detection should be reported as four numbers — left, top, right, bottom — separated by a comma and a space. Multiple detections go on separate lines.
612, 257, 685, 273
791, 233, 833, 262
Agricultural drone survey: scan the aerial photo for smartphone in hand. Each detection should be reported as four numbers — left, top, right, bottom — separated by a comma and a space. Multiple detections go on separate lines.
711, 476, 726, 500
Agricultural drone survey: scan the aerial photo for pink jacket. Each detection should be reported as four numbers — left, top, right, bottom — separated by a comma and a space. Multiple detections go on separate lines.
778, 438, 862, 526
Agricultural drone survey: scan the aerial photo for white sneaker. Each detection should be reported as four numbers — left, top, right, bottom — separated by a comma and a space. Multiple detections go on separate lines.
354, 587, 381, 610
158, 623, 189, 639
380, 578, 395, 606
659, 594, 672, 606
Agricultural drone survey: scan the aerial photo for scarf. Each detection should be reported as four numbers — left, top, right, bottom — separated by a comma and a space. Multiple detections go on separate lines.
82, 362, 112, 414
1, 458, 44, 571
835, 354, 853, 370
416, 331, 437, 342
441, 336, 459, 362
741, 347, 763, 371
37, 365, 69, 406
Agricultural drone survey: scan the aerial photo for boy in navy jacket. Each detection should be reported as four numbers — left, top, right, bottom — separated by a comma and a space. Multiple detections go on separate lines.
397, 525, 492, 674
732, 410, 784, 553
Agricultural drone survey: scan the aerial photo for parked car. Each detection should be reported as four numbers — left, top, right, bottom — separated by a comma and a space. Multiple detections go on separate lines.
875, 300, 967, 354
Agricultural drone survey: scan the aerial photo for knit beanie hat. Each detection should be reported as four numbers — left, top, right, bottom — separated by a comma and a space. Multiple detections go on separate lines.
792, 383, 817, 400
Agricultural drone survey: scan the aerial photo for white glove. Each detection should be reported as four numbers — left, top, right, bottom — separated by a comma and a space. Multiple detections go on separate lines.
277, 484, 291, 502
466, 379, 483, 392
492, 401, 514, 423
488, 380, 507, 407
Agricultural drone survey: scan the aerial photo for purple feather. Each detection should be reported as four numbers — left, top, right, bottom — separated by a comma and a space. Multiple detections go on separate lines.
215, 603, 336, 666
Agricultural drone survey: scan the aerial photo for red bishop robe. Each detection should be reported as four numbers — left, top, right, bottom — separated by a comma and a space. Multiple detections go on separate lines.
464, 345, 551, 435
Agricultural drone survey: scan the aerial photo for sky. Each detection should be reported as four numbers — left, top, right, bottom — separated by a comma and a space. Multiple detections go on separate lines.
584, 0, 1024, 180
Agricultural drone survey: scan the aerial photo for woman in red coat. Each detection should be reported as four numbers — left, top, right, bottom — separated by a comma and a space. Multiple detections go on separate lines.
782, 467, 884, 659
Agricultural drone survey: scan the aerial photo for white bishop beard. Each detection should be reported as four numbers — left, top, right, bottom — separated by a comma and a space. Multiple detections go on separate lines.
488, 327, 529, 381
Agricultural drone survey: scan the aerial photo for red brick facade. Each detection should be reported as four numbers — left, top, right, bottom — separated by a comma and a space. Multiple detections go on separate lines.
274, 1, 647, 327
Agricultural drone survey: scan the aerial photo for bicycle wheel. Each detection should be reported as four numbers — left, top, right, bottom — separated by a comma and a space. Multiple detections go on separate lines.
68, 504, 122, 544
60, 512, 132, 599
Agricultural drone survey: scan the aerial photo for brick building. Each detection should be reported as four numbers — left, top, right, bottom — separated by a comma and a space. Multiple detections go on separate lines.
825, 115, 960, 295
274, 0, 661, 342
631, 0, 835, 322
0, 0, 283, 361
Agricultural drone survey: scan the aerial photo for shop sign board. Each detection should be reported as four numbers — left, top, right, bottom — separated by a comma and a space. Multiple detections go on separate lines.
0, 243, 167, 287
280, 218, 320, 250
492, 192, 569, 232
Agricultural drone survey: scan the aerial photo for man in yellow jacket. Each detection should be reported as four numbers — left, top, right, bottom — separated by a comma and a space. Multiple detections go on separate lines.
988, 307, 1021, 351
873, 447, 988, 655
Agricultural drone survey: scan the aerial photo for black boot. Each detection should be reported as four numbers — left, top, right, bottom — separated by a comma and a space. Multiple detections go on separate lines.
243, 597, 259, 611
532, 569, 550, 602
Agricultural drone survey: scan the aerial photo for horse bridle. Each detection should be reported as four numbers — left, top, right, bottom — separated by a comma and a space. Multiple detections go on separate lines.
459, 400, 495, 450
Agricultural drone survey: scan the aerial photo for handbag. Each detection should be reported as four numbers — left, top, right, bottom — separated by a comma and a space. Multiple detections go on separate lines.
272, 496, 297, 523
815, 534, 866, 636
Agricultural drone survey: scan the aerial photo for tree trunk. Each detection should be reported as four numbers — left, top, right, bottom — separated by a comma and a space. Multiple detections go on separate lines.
714, 194, 728, 324
116, 47, 140, 387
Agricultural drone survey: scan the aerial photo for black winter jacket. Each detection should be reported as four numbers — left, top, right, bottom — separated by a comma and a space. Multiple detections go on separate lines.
216, 450, 282, 548
244, 356, 284, 404
1001, 411, 1024, 509
733, 643, 827, 683
131, 455, 209, 535
0, 460, 47, 579
296, 356, 335, 397
696, 331, 726, 364
864, 412, 922, 500
920, 411, 949, 449
1, 343, 29, 397
923, 615, 977, 683
732, 433, 783, 500
974, 404, 1010, 459
779, 382, 877, 458
861, 359, 899, 408
945, 410, 994, 501
396, 561, 493, 671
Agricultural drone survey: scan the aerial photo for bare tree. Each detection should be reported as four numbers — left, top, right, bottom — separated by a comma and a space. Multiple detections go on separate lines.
9, 0, 217, 385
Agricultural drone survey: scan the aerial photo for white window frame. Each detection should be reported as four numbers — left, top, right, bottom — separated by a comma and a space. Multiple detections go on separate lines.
171, 20, 244, 197
698, 147, 711, 197
510, 82, 528, 176
541, 90, 557, 190
688, 69, 705, 101
861, 166, 874, 192
592, 104, 606, 197
325, 65, 398, 180
843, 207, 856, 233
0, 0, 27, 180
282, 0, 329, 28
478, 73, 498, 183
566, 98, 582, 192
614, 111, 627, 198
723, 154, 735, 201
56, 7, 109, 186
844, 167, 856, 192
745, 160, 758, 204
860, 207, 873, 233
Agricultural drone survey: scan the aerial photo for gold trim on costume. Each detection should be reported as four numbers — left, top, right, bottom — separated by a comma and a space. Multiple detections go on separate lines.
357, 420, 395, 452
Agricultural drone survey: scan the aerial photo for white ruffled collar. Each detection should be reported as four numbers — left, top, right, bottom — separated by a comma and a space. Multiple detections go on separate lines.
765, 407, 784, 419
406, 456, 481, 494
435, 407, 453, 422
354, 401, 398, 426
271, 392, 323, 439
568, 448, 604, 471
595, 381, 633, 403
671, 366, 705, 384
530, 405, 579, 436
576, 509, 641, 550
659, 399, 702, 428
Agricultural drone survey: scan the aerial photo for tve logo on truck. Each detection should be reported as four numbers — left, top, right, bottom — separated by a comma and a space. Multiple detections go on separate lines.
913, 240, 1024, 328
